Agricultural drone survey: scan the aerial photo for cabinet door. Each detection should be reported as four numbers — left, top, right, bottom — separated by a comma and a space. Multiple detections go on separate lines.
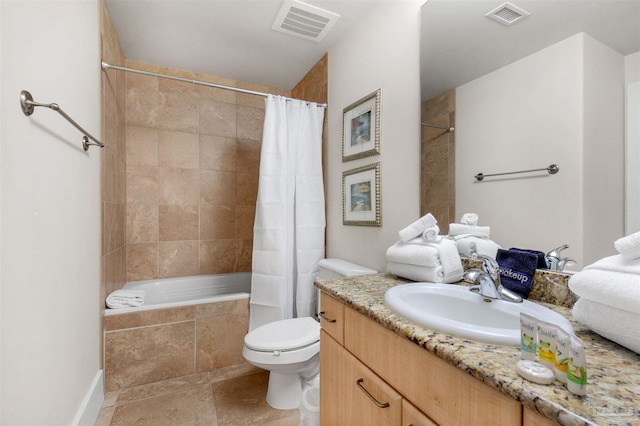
523, 407, 559, 426
320, 330, 402, 425
319, 292, 344, 344
403, 399, 439, 426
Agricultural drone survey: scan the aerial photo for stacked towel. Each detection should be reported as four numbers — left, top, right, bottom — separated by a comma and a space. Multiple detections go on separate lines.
388, 214, 463, 283
459, 213, 478, 226
496, 248, 538, 299
398, 213, 437, 242
447, 214, 501, 259
569, 253, 640, 354
106, 289, 145, 309
614, 230, 640, 261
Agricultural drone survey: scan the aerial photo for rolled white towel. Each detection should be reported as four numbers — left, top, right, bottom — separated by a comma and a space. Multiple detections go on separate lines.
584, 255, 640, 275
573, 298, 640, 354
568, 269, 640, 314
422, 224, 440, 242
106, 289, 145, 309
386, 239, 441, 267
614, 231, 640, 261
448, 223, 491, 238
387, 262, 446, 283
399, 213, 437, 242
460, 213, 478, 226
453, 236, 500, 259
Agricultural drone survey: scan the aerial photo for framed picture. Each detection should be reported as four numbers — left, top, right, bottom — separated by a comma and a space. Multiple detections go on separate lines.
343, 162, 381, 227
342, 89, 381, 162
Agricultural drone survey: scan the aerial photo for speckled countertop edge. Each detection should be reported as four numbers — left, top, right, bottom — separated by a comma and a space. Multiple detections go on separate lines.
316, 274, 640, 426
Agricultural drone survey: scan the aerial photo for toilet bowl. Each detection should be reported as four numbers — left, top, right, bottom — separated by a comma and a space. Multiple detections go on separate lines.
243, 258, 376, 409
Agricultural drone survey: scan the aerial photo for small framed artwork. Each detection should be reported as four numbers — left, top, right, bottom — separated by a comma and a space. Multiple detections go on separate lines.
343, 162, 381, 227
342, 89, 381, 162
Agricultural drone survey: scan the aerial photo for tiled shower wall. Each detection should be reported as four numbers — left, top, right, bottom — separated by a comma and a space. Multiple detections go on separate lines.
123, 63, 291, 282
421, 90, 456, 232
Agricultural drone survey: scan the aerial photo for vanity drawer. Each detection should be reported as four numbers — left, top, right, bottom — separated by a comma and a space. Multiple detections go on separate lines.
319, 292, 344, 344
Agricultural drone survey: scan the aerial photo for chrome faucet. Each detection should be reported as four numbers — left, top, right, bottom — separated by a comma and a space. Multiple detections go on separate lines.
545, 244, 573, 271
463, 254, 523, 303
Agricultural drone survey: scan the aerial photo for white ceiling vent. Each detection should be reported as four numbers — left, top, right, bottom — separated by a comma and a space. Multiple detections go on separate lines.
272, 0, 340, 42
485, 2, 530, 26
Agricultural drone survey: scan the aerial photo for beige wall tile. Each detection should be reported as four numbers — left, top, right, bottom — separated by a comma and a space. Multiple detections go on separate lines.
200, 205, 236, 240
104, 321, 195, 391
158, 130, 199, 169
105, 306, 195, 331
195, 298, 249, 318
126, 243, 158, 281
237, 172, 258, 205
103, 246, 126, 296
200, 135, 237, 171
200, 240, 236, 275
126, 87, 160, 128
236, 139, 261, 172
126, 204, 158, 244
159, 241, 199, 278
236, 239, 253, 272
200, 170, 237, 206
159, 205, 199, 241
158, 92, 199, 133
199, 99, 236, 137
126, 166, 158, 205
196, 313, 248, 371
103, 202, 125, 256
126, 126, 158, 167
236, 205, 255, 240
158, 168, 199, 205
236, 105, 264, 141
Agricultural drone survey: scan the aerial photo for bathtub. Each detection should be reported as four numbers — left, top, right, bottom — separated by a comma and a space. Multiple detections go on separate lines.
105, 272, 252, 315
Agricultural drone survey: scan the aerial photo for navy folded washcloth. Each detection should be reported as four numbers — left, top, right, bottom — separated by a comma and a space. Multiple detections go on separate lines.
509, 247, 548, 269
496, 248, 538, 299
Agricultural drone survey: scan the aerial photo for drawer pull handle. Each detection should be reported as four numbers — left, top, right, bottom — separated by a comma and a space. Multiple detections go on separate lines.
319, 312, 336, 323
356, 378, 390, 408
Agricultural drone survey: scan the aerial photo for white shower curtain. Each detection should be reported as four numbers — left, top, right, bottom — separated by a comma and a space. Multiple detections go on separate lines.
249, 95, 326, 331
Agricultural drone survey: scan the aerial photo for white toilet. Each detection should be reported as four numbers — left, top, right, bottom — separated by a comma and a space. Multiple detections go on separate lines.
242, 258, 377, 410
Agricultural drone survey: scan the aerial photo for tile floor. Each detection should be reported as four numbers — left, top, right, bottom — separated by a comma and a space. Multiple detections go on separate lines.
97, 369, 301, 426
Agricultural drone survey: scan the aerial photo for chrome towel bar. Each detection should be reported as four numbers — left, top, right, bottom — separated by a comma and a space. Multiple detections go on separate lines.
20, 90, 104, 151
421, 122, 454, 133
475, 164, 559, 181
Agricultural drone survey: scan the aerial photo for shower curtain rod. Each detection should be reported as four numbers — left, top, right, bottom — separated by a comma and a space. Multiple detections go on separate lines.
101, 61, 327, 108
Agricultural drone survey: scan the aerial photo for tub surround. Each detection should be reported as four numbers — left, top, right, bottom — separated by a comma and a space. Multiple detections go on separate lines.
316, 274, 640, 425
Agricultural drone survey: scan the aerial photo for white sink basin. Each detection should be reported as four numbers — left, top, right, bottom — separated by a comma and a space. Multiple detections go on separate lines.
384, 283, 574, 346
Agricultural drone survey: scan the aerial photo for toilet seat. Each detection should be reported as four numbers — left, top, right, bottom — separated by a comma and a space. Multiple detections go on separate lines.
244, 317, 320, 352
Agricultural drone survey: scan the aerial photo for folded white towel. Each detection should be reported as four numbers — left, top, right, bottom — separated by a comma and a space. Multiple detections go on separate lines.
399, 213, 437, 242
386, 239, 441, 267
614, 231, 640, 261
584, 254, 640, 275
106, 289, 145, 309
422, 224, 440, 242
453, 236, 500, 259
572, 298, 640, 354
568, 269, 640, 314
460, 213, 479, 226
448, 223, 491, 238
387, 262, 447, 283
430, 237, 463, 282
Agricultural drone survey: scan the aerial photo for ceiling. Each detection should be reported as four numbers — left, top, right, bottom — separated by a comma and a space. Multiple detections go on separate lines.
105, 0, 640, 97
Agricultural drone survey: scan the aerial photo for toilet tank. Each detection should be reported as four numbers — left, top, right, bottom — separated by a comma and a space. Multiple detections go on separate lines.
318, 258, 377, 279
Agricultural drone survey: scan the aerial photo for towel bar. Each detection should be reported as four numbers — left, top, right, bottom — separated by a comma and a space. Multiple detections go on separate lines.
475, 164, 559, 181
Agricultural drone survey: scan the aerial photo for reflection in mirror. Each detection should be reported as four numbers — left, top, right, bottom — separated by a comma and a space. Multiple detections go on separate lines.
420, 0, 640, 271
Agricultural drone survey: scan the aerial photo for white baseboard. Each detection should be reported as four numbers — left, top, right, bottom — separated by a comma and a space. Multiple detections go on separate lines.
72, 370, 104, 426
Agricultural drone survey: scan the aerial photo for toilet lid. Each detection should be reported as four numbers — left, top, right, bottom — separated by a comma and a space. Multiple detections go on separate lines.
245, 317, 320, 352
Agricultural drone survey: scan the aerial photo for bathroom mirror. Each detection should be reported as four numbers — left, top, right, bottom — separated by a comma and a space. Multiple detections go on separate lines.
420, 0, 640, 270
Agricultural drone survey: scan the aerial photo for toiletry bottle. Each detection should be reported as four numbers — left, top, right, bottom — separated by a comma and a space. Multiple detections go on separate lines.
567, 336, 587, 395
554, 327, 570, 383
537, 320, 557, 370
520, 313, 537, 360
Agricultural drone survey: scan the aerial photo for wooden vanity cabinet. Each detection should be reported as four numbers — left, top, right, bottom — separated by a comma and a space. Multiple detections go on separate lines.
319, 292, 523, 426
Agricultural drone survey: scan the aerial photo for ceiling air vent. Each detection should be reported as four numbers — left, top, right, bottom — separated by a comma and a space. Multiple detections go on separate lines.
272, 0, 340, 42
485, 2, 530, 26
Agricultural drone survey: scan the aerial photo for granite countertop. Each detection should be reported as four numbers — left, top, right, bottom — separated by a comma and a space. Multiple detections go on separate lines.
315, 273, 640, 426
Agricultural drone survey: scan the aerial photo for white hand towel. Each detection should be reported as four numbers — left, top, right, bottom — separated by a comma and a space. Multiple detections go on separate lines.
572, 298, 640, 354
427, 237, 463, 283
399, 213, 437, 242
387, 262, 446, 283
568, 269, 640, 314
422, 224, 440, 242
614, 231, 640, 261
106, 289, 145, 309
453, 236, 500, 259
460, 213, 479, 226
584, 255, 640, 275
386, 239, 441, 267
448, 223, 491, 238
